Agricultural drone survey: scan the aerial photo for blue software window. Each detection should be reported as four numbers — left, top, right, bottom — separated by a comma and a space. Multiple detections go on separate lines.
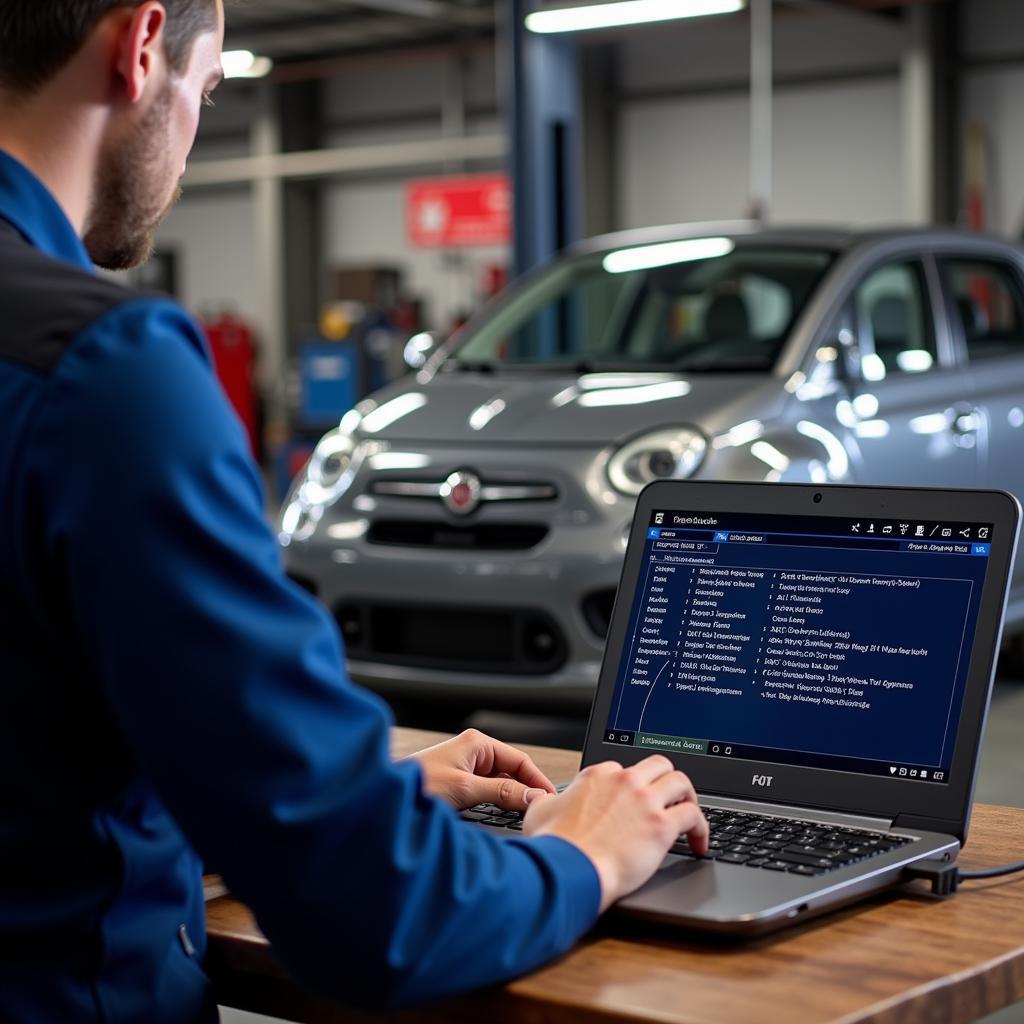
604, 510, 995, 785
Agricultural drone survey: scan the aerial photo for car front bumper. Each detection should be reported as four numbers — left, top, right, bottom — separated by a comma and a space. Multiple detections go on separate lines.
282, 444, 637, 707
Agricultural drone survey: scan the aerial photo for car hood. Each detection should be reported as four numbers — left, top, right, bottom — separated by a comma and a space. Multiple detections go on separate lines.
355, 370, 785, 446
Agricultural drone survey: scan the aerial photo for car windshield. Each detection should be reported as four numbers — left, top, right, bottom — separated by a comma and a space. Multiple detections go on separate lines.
448, 243, 834, 372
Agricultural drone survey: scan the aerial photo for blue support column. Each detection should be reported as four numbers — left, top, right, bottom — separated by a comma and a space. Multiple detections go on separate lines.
503, 1, 583, 279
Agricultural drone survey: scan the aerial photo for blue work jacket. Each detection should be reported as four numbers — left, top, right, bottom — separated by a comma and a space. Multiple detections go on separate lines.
0, 149, 600, 1023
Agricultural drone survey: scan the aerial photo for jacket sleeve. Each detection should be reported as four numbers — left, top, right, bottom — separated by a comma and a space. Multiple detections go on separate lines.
23, 299, 601, 1010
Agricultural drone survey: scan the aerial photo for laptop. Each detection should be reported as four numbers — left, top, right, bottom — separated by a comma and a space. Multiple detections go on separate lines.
466, 482, 1020, 935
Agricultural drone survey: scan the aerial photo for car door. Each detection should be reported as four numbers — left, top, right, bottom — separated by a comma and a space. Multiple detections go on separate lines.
937, 251, 1024, 598
845, 257, 982, 487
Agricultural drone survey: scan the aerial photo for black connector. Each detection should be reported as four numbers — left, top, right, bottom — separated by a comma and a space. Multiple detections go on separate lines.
904, 856, 1024, 894
903, 859, 961, 895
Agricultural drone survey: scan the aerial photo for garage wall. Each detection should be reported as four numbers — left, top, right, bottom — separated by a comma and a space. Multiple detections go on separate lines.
153, 188, 258, 318
616, 4, 903, 88
154, 87, 258, 319
962, 67, 1024, 238
157, 54, 508, 330
615, 8, 905, 229
320, 54, 508, 330
157, 2, 1024, 334
617, 77, 904, 230
323, 181, 508, 330
961, 0, 1024, 238
964, 0, 1024, 57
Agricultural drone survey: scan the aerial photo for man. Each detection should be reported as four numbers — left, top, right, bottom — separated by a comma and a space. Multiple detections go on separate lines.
0, 2, 708, 1021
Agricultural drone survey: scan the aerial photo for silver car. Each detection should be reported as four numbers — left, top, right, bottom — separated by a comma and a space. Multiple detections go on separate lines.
280, 224, 1024, 710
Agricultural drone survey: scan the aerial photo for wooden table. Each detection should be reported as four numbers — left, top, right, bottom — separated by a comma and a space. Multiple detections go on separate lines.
206, 728, 1024, 1024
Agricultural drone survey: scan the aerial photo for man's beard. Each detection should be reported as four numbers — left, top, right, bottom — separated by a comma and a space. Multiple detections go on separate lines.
84, 87, 182, 271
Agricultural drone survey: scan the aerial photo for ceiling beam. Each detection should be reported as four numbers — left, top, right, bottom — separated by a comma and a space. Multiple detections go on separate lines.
781, 0, 907, 31
226, 10, 424, 50
268, 36, 494, 84
182, 133, 505, 187
225, 3, 490, 51
344, 0, 491, 25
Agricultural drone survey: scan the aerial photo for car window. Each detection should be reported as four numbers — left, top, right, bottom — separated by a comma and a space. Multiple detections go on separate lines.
655, 269, 793, 347
854, 262, 937, 380
940, 257, 1024, 361
451, 247, 833, 372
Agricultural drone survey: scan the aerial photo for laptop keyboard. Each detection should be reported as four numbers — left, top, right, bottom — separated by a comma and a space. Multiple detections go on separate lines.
461, 803, 913, 876
671, 806, 913, 875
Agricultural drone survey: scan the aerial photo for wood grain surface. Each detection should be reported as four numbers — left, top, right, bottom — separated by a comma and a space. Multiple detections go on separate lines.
205, 729, 1024, 1024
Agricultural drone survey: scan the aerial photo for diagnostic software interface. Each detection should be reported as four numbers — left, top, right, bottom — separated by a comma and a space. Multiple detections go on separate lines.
603, 509, 995, 785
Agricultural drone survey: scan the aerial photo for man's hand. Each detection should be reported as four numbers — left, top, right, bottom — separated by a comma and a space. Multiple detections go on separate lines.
407, 729, 557, 812
522, 756, 708, 912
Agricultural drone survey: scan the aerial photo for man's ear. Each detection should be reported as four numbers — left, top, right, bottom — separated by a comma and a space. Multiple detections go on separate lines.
113, 2, 168, 104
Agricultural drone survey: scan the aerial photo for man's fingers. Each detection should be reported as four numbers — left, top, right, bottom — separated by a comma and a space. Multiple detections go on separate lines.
668, 801, 710, 854
467, 775, 547, 812
650, 769, 698, 809
626, 754, 678, 786
466, 732, 557, 794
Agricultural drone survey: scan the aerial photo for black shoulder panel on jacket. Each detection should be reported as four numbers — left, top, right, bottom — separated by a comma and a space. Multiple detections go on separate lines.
0, 219, 151, 375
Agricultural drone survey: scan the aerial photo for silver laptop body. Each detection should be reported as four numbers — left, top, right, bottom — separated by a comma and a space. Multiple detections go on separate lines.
574, 482, 1018, 934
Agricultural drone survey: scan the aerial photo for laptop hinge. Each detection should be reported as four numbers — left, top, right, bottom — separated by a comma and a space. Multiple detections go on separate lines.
892, 812, 963, 841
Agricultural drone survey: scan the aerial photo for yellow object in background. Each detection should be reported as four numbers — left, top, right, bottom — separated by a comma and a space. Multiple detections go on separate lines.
320, 302, 353, 342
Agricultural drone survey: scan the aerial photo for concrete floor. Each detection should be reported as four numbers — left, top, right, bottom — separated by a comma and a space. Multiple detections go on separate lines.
220, 673, 1024, 1024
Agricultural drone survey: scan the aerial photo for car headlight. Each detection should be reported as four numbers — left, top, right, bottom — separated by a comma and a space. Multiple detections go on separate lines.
607, 428, 706, 496
304, 430, 358, 505
278, 499, 323, 546
279, 431, 362, 546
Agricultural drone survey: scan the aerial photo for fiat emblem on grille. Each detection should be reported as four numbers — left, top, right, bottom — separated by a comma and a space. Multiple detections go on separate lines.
441, 471, 482, 516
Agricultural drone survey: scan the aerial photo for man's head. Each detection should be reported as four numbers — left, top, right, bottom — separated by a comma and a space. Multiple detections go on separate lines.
0, 1, 225, 268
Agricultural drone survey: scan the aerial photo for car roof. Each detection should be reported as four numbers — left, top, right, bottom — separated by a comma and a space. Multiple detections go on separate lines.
572, 221, 1021, 258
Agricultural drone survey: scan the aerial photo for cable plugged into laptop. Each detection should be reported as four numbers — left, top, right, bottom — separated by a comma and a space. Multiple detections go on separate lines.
903, 860, 961, 895
904, 858, 1024, 896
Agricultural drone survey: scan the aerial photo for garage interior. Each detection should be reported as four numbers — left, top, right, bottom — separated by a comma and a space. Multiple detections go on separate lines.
116, 1, 1024, 1021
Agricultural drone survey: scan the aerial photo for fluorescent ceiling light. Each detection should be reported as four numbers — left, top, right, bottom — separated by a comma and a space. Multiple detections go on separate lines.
603, 236, 734, 274
221, 50, 274, 80
526, 0, 744, 34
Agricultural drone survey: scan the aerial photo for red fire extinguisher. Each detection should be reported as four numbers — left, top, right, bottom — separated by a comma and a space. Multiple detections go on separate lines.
204, 311, 260, 459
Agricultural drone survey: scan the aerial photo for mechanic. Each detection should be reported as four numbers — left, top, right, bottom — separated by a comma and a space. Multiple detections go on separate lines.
0, 2, 708, 1020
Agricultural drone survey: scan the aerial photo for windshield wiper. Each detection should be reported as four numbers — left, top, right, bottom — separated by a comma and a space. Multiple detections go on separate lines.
444, 360, 496, 374
673, 362, 772, 373
524, 360, 598, 373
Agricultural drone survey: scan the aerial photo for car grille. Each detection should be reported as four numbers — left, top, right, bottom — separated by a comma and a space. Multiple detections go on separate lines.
335, 601, 568, 675
367, 519, 549, 551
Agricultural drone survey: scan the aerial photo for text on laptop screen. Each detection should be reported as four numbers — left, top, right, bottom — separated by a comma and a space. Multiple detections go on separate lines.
603, 510, 995, 784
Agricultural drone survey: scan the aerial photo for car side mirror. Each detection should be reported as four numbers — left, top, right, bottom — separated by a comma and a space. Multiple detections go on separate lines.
403, 331, 442, 370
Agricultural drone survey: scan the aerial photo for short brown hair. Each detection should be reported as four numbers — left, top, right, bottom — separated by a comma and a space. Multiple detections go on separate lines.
0, 1, 218, 94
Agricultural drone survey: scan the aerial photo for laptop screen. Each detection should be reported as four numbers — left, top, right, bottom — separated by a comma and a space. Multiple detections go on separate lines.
602, 508, 996, 786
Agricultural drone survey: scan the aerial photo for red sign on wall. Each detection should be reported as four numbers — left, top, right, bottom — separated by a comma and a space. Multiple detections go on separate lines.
407, 174, 512, 248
